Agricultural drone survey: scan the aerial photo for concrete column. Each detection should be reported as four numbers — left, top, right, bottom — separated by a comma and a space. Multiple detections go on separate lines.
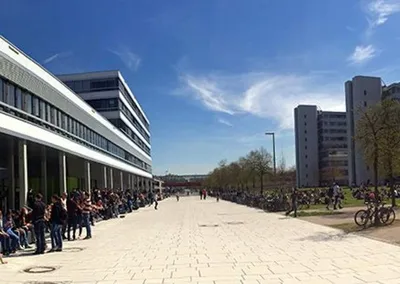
102, 166, 107, 189
18, 140, 28, 209
109, 168, 114, 189
59, 152, 67, 195
41, 146, 48, 203
7, 139, 15, 210
120, 171, 124, 191
84, 161, 91, 193
127, 174, 131, 190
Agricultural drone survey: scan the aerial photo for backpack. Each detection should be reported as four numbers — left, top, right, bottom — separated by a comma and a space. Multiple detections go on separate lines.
60, 206, 68, 222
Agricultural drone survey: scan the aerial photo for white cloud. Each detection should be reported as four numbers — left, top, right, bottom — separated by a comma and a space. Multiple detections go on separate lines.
178, 72, 345, 130
348, 45, 376, 64
42, 51, 72, 65
366, 0, 400, 28
109, 47, 141, 71
217, 118, 233, 127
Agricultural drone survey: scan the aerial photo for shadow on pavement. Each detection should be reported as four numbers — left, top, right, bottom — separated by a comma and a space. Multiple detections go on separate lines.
296, 231, 352, 242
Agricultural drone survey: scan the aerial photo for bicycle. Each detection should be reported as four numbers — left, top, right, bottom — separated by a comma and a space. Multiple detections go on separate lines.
354, 201, 396, 227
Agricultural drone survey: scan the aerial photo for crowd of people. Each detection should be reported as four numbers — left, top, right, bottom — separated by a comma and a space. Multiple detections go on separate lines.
0, 188, 161, 259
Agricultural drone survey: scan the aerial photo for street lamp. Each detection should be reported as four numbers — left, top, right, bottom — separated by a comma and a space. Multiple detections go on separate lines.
265, 132, 276, 175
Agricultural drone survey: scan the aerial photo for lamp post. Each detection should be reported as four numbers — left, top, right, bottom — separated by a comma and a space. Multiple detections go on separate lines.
265, 132, 276, 175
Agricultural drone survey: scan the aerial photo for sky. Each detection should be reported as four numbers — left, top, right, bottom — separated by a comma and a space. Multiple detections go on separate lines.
1, 0, 400, 175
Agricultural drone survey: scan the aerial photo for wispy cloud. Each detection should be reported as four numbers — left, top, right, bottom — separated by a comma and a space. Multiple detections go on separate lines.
109, 46, 141, 71
366, 0, 400, 27
363, 0, 400, 36
42, 51, 72, 65
217, 118, 233, 127
177, 72, 344, 130
348, 45, 376, 64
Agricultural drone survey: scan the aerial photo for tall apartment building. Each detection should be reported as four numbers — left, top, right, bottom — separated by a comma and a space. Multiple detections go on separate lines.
345, 76, 382, 186
294, 105, 347, 187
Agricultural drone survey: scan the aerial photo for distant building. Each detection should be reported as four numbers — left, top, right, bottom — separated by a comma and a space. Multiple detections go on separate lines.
294, 105, 347, 187
345, 76, 382, 186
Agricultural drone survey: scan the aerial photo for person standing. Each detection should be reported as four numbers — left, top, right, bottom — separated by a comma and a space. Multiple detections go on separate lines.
216, 190, 220, 202
285, 188, 298, 217
82, 192, 92, 240
31, 193, 46, 255
49, 195, 65, 252
66, 194, 78, 241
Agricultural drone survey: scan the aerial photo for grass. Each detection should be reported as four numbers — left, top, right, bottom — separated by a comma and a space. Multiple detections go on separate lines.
289, 210, 344, 217
299, 188, 391, 211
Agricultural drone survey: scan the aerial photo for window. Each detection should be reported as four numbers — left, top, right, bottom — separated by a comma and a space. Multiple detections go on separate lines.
364, 90, 367, 95
364, 101, 367, 107
304, 130, 307, 134
304, 115, 307, 118
305, 155, 308, 159
305, 146, 308, 150
23, 92, 32, 113
7, 84, 15, 106
305, 164, 308, 168
15, 87, 22, 109
0, 76, 151, 172
32, 97, 39, 117
305, 138, 307, 142
306, 174, 308, 178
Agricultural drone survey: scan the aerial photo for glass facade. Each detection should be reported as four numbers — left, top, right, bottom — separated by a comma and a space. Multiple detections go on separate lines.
108, 118, 150, 155
0, 76, 151, 173
63, 77, 150, 132
86, 98, 150, 143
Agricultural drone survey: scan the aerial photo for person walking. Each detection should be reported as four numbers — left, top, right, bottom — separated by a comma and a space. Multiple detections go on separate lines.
31, 193, 46, 255
176, 192, 180, 201
326, 184, 334, 210
285, 187, 298, 217
154, 193, 159, 210
216, 190, 220, 202
333, 183, 343, 210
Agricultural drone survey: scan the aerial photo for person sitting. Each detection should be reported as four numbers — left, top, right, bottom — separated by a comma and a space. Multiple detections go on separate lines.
3, 211, 23, 252
0, 210, 11, 256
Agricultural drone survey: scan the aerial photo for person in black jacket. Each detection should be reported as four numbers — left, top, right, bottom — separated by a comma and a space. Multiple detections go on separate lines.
285, 188, 298, 217
31, 193, 46, 255
49, 195, 65, 252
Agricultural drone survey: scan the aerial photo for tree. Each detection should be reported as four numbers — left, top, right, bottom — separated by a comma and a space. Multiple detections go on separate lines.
248, 147, 272, 195
356, 98, 400, 207
203, 147, 295, 192
377, 99, 400, 206
355, 104, 384, 193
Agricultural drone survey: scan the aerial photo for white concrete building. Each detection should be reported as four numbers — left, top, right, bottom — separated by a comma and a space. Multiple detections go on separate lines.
345, 76, 382, 186
0, 36, 152, 210
294, 105, 348, 187
294, 105, 320, 187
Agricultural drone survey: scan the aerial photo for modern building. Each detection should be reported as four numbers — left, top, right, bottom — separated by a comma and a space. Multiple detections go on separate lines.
345, 76, 382, 186
57, 71, 151, 158
294, 105, 348, 187
0, 36, 152, 210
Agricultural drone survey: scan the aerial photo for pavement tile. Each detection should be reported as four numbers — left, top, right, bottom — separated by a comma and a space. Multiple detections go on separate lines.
3, 197, 400, 284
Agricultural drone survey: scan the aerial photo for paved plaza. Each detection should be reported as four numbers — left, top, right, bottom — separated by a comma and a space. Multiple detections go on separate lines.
3, 197, 400, 284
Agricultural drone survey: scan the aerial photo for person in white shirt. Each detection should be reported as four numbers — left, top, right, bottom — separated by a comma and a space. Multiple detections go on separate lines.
333, 183, 343, 210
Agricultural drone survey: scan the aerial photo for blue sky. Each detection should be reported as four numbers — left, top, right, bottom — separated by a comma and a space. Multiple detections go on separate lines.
1, 0, 400, 175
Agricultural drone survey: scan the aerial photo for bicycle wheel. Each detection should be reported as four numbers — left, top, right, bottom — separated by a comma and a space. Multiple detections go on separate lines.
354, 209, 369, 227
380, 207, 396, 225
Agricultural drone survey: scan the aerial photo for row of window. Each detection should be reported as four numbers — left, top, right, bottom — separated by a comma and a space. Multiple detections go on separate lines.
320, 136, 346, 141
63, 77, 150, 132
108, 118, 150, 155
318, 129, 347, 134
86, 98, 150, 144
320, 114, 346, 119
319, 121, 346, 127
0, 77, 151, 173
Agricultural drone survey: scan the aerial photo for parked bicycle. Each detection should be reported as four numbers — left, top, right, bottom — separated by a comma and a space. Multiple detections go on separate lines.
354, 201, 396, 227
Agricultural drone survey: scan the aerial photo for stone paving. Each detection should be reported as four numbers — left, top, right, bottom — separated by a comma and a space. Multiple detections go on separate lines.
2, 197, 400, 284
